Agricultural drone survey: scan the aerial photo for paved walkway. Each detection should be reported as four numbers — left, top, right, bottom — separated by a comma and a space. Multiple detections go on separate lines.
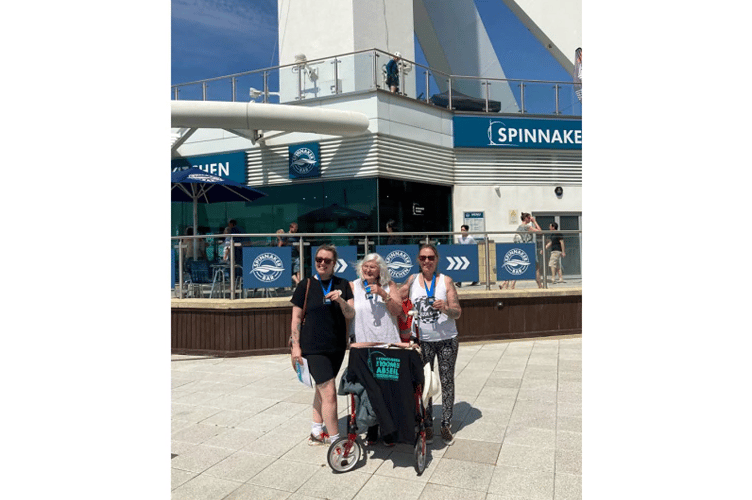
171, 336, 582, 500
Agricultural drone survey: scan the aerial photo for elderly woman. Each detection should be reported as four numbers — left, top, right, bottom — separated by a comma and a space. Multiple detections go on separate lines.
290, 244, 355, 445
399, 244, 462, 446
349, 253, 404, 446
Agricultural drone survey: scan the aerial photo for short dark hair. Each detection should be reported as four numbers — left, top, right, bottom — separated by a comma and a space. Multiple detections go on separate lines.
461, 225, 469, 231
520, 212, 530, 221
229, 219, 237, 226
550, 222, 559, 230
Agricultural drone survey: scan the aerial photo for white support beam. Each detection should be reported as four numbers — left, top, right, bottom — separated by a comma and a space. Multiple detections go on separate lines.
500, 0, 581, 74
171, 101, 369, 137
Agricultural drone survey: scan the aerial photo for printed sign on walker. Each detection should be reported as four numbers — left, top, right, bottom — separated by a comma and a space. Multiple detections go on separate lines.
243, 247, 292, 289
375, 245, 419, 283
437, 245, 479, 284
310, 246, 357, 282
495, 243, 537, 281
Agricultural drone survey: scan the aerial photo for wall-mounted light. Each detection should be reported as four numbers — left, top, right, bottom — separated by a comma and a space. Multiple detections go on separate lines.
249, 87, 281, 103
555, 186, 563, 197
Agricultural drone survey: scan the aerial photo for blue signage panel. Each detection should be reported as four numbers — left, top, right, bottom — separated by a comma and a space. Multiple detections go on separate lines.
496, 243, 537, 281
243, 247, 292, 289
454, 116, 582, 150
310, 246, 358, 282
171, 151, 246, 184
436, 244, 479, 283
289, 142, 321, 179
375, 245, 419, 283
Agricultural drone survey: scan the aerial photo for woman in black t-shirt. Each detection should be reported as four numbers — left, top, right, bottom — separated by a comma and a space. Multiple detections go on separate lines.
290, 244, 355, 445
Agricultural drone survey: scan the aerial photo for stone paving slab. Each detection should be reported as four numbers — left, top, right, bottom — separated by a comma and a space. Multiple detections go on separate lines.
171, 336, 582, 499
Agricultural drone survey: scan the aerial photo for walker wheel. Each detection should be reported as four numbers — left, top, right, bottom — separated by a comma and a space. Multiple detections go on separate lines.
413, 432, 426, 475
327, 436, 363, 473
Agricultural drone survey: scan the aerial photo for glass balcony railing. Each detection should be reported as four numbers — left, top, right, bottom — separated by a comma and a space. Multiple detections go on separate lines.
171, 49, 582, 118
171, 230, 582, 299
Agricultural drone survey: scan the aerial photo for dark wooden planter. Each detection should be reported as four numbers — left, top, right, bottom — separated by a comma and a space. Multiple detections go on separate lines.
171, 289, 581, 357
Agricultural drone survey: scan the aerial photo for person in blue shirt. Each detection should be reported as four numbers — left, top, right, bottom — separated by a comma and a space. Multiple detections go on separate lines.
386, 52, 401, 93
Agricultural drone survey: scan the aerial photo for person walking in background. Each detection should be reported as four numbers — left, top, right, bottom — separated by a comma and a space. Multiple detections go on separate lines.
456, 224, 478, 287
180, 227, 207, 265
399, 244, 462, 446
501, 212, 542, 289
290, 245, 355, 446
386, 52, 401, 93
545, 222, 566, 284
221, 227, 232, 261
349, 253, 403, 446
227, 219, 243, 266
277, 221, 301, 286
385, 219, 399, 245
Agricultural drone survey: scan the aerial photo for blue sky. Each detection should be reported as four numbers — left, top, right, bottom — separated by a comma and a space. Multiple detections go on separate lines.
171, 0, 573, 86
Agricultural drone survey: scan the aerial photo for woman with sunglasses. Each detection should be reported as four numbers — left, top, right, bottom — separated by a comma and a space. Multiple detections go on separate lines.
348, 253, 404, 446
399, 244, 462, 446
290, 244, 355, 446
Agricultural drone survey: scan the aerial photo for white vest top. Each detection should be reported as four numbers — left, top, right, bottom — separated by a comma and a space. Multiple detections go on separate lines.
349, 279, 401, 344
409, 273, 458, 342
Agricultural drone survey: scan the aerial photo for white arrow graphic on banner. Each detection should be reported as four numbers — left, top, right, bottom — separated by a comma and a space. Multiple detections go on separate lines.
446, 256, 470, 271
336, 259, 348, 273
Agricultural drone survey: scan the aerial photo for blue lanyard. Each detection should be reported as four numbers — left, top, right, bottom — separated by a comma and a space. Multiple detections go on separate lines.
423, 273, 436, 299
316, 274, 333, 296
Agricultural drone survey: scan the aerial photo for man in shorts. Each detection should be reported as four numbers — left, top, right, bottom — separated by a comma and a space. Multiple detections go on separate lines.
545, 222, 566, 284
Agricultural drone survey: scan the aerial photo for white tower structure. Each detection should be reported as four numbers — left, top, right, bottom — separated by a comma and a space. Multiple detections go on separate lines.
414, 0, 519, 112
277, 0, 416, 101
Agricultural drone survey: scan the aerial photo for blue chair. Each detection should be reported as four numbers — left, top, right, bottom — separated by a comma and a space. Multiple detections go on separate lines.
187, 260, 212, 297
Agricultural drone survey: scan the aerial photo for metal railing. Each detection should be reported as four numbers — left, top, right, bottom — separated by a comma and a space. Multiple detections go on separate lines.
172, 229, 582, 299
171, 48, 582, 117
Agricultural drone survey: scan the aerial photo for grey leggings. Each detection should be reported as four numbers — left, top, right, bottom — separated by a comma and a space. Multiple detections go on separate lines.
420, 337, 459, 428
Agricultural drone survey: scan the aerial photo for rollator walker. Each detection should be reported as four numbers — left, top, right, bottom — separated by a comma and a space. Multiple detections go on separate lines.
327, 309, 428, 475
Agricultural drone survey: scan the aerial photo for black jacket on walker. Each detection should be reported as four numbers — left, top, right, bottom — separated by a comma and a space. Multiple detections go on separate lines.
347, 347, 424, 443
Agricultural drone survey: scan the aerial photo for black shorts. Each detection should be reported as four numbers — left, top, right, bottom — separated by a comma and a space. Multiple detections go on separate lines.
304, 351, 346, 385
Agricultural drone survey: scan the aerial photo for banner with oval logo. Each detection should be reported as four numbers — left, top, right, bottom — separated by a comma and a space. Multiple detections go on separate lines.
495, 243, 537, 281
375, 245, 419, 283
242, 247, 292, 288
289, 142, 320, 179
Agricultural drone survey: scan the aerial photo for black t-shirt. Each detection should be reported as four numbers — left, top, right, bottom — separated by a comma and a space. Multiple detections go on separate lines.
550, 233, 564, 252
291, 276, 353, 354
348, 347, 424, 443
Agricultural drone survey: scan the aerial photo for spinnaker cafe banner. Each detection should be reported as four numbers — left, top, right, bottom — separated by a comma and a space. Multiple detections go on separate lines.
453, 116, 581, 150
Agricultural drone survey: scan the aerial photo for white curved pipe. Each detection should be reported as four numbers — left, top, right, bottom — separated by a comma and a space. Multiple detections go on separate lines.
171, 101, 369, 136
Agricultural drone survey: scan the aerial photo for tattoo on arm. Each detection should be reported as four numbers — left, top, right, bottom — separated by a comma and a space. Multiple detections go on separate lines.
340, 299, 355, 319
444, 279, 462, 319
398, 274, 416, 300
291, 306, 303, 345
